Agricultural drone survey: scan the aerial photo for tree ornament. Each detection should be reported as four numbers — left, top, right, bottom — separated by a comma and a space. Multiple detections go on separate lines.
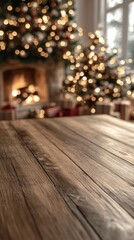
22, 33, 34, 45
9, 41, 15, 48
21, 5, 28, 13
35, 31, 45, 41
51, 9, 59, 17
25, 15, 32, 21
32, 2, 39, 8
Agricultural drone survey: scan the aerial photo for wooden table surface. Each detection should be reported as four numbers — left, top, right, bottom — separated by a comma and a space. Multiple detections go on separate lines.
0, 115, 134, 240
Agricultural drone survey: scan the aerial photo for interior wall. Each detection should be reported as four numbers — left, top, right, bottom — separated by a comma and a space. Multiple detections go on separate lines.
75, 0, 105, 46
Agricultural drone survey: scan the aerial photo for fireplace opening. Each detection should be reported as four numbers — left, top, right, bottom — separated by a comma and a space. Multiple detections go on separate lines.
3, 67, 48, 105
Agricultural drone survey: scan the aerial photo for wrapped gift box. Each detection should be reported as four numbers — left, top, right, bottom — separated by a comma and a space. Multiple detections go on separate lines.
120, 100, 131, 120
1, 103, 16, 120
44, 105, 61, 118
3, 109, 16, 120
96, 102, 114, 115
0, 111, 4, 120
78, 105, 90, 116
61, 108, 78, 117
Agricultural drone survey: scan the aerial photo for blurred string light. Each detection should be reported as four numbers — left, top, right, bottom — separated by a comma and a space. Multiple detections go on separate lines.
63, 30, 134, 114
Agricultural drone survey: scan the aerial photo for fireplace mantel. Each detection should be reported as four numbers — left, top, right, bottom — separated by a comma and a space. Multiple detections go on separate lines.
0, 60, 47, 72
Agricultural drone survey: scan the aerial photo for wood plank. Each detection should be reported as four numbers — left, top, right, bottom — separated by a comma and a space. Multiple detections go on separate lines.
54, 117, 134, 165
72, 116, 134, 147
0, 126, 41, 240
0, 121, 92, 240
11, 120, 134, 240
87, 115, 134, 138
91, 115, 134, 133
35, 118, 134, 185
29, 118, 134, 219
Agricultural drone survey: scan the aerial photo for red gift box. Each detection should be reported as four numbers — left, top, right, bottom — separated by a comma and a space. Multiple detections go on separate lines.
61, 108, 78, 117
43, 103, 61, 118
1, 103, 16, 120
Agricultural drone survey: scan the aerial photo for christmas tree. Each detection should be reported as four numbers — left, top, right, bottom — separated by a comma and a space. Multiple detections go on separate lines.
0, 0, 81, 62
64, 30, 133, 113
0, 1, 17, 61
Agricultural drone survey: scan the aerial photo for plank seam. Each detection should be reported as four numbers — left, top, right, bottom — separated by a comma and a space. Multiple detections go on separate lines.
71, 117, 134, 147
10, 122, 101, 240
6, 131, 43, 240
90, 116, 134, 132
33, 120, 134, 219
56, 119, 134, 168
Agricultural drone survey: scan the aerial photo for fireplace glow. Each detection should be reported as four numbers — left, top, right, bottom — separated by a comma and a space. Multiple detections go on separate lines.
33, 95, 40, 103
25, 95, 33, 104
12, 89, 21, 97
12, 84, 40, 104
28, 85, 36, 93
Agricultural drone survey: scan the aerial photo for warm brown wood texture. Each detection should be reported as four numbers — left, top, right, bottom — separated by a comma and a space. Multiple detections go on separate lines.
0, 115, 134, 240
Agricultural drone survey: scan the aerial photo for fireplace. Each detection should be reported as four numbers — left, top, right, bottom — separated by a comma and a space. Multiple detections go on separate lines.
0, 61, 65, 119
0, 63, 49, 106
0, 61, 65, 104
3, 67, 48, 105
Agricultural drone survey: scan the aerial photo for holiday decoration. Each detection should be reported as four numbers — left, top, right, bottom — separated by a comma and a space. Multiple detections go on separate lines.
61, 107, 78, 117
43, 103, 61, 118
1, 103, 16, 120
113, 99, 132, 120
64, 30, 133, 114
60, 92, 76, 109
0, 0, 82, 63
96, 102, 114, 115
120, 100, 131, 120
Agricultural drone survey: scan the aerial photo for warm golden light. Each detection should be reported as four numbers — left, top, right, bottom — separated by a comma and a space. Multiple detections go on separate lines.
77, 96, 83, 102
91, 108, 96, 114
7, 5, 13, 11
12, 89, 20, 97
28, 85, 35, 93
33, 95, 40, 103
0, 30, 4, 36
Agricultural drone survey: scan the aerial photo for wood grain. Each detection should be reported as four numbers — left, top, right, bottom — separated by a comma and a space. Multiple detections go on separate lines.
55, 116, 134, 165
31, 119, 134, 217
92, 114, 134, 133
72, 115, 134, 147
0, 115, 134, 240
0, 125, 41, 240
11, 119, 134, 240
0, 121, 91, 240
